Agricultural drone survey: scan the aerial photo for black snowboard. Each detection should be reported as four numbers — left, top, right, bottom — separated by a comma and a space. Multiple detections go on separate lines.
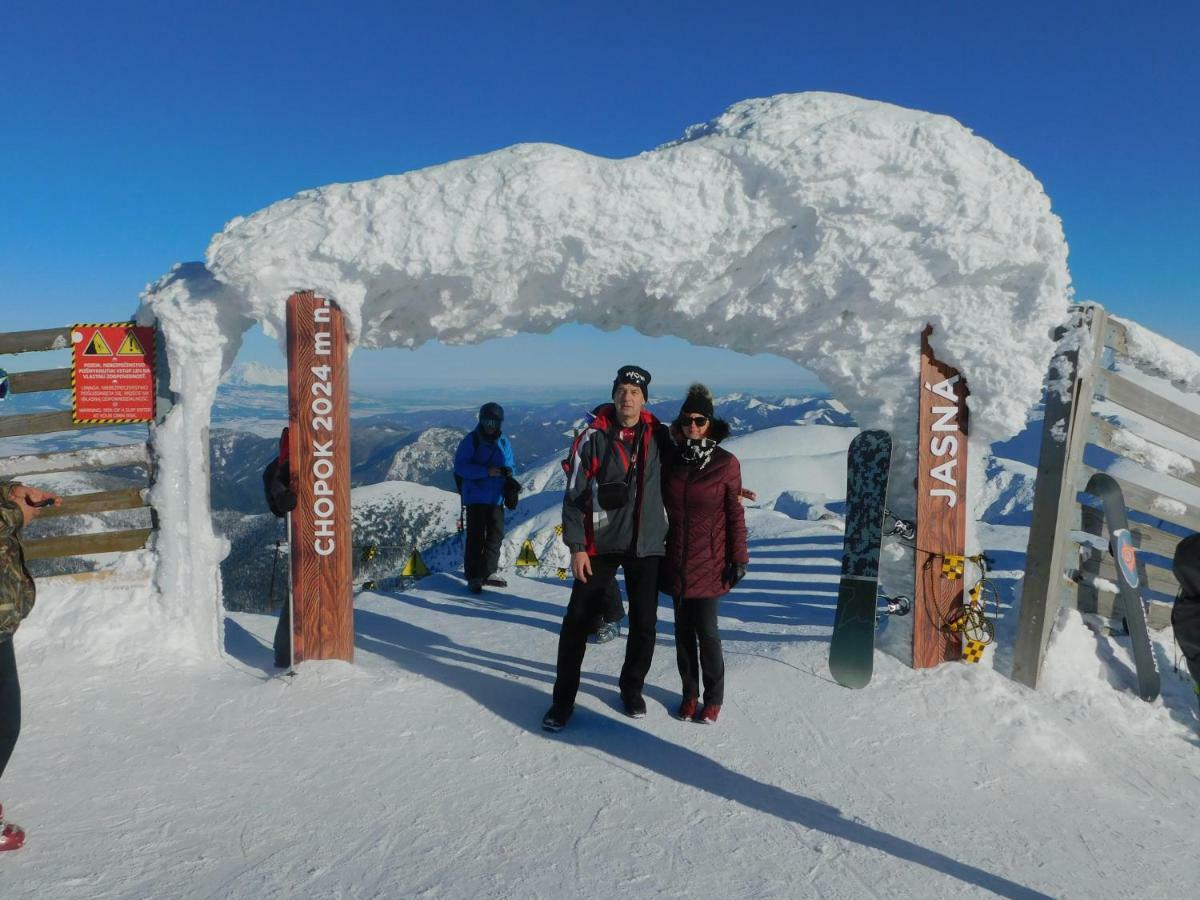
829, 430, 892, 689
1084, 472, 1160, 702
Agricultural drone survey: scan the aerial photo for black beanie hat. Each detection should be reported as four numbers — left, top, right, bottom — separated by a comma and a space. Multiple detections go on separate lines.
679, 383, 715, 420
612, 365, 651, 401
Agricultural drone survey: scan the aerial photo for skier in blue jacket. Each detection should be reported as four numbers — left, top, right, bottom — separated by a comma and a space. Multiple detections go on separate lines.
454, 402, 516, 593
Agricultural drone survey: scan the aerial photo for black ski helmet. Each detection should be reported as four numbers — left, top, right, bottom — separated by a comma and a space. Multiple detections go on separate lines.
479, 402, 504, 424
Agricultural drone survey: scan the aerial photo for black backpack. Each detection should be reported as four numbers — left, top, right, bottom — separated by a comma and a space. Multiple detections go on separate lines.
1171, 534, 1200, 685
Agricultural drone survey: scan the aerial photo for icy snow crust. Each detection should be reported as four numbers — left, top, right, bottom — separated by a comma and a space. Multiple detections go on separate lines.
198, 92, 1069, 448
140, 92, 1070, 656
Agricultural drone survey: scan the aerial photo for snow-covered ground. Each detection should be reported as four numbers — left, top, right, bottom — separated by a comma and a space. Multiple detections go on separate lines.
5, 509, 1198, 899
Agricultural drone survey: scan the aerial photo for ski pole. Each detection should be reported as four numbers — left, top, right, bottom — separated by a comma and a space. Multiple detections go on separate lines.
286, 510, 296, 674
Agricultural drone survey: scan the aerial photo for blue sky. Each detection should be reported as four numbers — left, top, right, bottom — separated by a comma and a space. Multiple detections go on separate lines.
2, 1, 1196, 396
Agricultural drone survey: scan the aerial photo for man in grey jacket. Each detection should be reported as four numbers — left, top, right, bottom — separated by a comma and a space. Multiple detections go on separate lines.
543, 365, 671, 731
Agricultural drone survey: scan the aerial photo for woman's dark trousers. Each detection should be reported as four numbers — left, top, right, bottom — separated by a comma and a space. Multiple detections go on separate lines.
673, 596, 724, 706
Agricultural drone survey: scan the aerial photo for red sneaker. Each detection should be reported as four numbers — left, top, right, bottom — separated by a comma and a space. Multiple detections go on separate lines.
0, 804, 25, 851
677, 698, 698, 720
694, 704, 721, 724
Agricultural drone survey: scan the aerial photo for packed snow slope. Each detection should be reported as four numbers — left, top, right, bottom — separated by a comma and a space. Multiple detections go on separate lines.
7, 515, 1197, 899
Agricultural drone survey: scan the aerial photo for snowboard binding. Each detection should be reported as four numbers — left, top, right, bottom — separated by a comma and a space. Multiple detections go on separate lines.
883, 508, 915, 542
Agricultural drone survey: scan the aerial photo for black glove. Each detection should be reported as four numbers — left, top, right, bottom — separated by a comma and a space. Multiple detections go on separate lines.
724, 563, 746, 588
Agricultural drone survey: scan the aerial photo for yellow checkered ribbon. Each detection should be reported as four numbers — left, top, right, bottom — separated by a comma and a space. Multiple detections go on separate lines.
554, 524, 563, 536
963, 639, 986, 663
941, 555, 965, 580
556, 567, 568, 580
945, 612, 970, 633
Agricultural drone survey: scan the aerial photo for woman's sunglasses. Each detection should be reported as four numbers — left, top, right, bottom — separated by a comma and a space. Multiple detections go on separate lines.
680, 415, 708, 427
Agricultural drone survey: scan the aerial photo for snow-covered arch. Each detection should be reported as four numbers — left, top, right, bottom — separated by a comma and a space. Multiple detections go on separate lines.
139, 92, 1070, 659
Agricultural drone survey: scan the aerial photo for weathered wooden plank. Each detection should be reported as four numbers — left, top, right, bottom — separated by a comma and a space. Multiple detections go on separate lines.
0, 327, 72, 355
0, 411, 86, 439
22, 528, 152, 560
35, 488, 148, 520
1104, 318, 1130, 357
1015, 304, 1108, 690
8, 368, 72, 394
1089, 417, 1200, 491
0, 443, 151, 478
1096, 556, 1179, 599
1095, 370, 1200, 440
1078, 464, 1200, 535
1071, 520, 1182, 567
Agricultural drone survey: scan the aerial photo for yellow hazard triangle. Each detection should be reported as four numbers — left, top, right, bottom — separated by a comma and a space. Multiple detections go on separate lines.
84, 332, 112, 356
515, 539, 539, 567
117, 330, 145, 356
401, 550, 429, 577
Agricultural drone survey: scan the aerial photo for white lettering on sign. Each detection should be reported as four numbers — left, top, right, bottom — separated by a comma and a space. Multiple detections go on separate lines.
924, 375, 964, 509
311, 299, 337, 556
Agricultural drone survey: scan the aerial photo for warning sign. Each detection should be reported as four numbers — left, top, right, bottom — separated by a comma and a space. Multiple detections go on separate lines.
71, 323, 156, 424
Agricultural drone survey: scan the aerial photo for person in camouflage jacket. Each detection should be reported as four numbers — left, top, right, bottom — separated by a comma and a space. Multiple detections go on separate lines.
1, 483, 46, 639
1, 479, 60, 852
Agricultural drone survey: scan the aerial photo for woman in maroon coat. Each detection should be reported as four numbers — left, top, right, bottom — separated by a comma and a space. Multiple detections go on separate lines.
660, 384, 749, 724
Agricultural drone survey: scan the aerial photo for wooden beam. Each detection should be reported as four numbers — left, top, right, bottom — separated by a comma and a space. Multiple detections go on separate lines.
0, 410, 143, 439
1095, 556, 1180, 599
22, 528, 152, 560
1104, 318, 1130, 357
1089, 417, 1200, 491
35, 488, 148, 520
1095, 370, 1200, 439
1071, 521, 1181, 567
0, 327, 72, 355
8, 368, 72, 394
1078, 465, 1200, 534
0, 443, 151, 478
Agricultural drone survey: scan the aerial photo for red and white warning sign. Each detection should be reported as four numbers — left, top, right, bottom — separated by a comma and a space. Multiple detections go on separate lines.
71, 323, 157, 424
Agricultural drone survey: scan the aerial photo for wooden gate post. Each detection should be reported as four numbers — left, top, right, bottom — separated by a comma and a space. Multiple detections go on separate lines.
913, 325, 970, 668
286, 291, 354, 663
1012, 305, 1106, 689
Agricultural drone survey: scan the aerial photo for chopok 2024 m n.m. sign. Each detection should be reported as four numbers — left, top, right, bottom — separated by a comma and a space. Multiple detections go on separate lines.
286, 291, 353, 664
914, 325, 969, 669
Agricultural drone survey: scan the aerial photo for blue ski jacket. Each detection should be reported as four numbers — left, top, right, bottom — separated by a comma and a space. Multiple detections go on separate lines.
454, 429, 516, 506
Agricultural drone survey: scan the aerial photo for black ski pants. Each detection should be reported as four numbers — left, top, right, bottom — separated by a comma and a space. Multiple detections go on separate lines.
0, 638, 19, 781
464, 503, 505, 581
673, 596, 724, 706
552, 553, 660, 710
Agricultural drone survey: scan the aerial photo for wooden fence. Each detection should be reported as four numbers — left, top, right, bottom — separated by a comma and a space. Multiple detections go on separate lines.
0, 324, 161, 561
1013, 303, 1200, 689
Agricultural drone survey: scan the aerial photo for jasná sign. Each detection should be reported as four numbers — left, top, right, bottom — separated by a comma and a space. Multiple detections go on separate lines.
71, 323, 156, 424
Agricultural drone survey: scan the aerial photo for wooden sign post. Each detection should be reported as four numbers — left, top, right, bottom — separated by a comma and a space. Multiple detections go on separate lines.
914, 325, 969, 668
286, 291, 354, 663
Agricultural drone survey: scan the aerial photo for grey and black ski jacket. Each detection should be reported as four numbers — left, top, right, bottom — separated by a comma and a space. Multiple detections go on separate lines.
561, 404, 670, 558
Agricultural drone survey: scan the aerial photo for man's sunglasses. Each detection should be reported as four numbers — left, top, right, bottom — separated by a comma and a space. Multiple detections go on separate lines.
480, 418, 501, 429
680, 415, 708, 427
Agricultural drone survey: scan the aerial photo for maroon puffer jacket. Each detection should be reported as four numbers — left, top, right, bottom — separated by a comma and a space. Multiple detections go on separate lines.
658, 432, 749, 600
